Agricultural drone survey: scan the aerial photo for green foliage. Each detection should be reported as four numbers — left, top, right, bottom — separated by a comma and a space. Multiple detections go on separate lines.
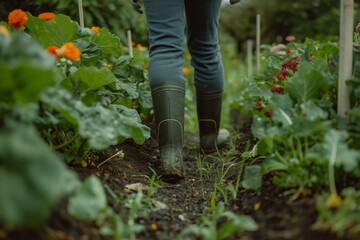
236, 37, 360, 192
26, 13, 77, 47
286, 61, 328, 102
242, 165, 262, 190
220, 0, 342, 52
177, 202, 258, 240
68, 175, 107, 221
0, 0, 149, 45
0, 123, 79, 229
0, 9, 151, 231
315, 188, 360, 237
0, 33, 57, 104
41, 88, 149, 150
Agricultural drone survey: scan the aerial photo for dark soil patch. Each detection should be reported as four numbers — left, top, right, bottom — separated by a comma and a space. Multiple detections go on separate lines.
4, 116, 356, 240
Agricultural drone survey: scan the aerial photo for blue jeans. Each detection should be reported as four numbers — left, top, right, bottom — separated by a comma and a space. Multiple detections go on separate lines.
143, 0, 224, 92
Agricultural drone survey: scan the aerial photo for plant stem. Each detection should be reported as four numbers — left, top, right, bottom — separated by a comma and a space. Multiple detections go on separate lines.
328, 141, 338, 195
297, 137, 304, 161
275, 151, 287, 164
52, 133, 79, 150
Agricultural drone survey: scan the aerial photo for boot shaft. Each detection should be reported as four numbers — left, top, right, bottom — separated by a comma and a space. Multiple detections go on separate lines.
196, 90, 224, 152
151, 82, 185, 148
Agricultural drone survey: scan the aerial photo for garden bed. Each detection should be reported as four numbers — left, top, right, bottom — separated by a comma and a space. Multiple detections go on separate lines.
4, 118, 349, 240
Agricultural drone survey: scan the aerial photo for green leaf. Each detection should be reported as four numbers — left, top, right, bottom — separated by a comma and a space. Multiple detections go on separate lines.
286, 61, 327, 102
256, 136, 273, 155
0, 32, 57, 105
115, 80, 139, 99
300, 100, 328, 121
261, 158, 288, 174
74, 39, 102, 64
0, 124, 79, 229
242, 165, 262, 190
92, 27, 121, 59
0, 63, 55, 104
41, 88, 150, 149
72, 66, 117, 90
26, 13, 77, 47
68, 175, 107, 221
323, 130, 360, 172
218, 212, 258, 239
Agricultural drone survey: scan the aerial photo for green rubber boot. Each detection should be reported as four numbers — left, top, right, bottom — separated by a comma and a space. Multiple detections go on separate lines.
196, 90, 230, 154
151, 82, 185, 180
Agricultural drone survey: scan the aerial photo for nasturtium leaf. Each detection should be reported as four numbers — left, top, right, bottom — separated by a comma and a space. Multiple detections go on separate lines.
93, 27, 122, 59
242, 165, 262, 190
68, 175, 107, 221
26, 13, 77, 47
0, 124, 79, 229
72, 66, 117, 90
286, 61, 326, 103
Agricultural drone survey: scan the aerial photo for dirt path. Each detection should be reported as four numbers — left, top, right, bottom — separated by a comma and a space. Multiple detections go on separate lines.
5, 119, 350, 240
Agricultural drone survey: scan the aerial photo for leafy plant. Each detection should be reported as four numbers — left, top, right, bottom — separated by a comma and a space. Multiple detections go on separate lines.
0, 123, 79, 229
177, 202, 258, 240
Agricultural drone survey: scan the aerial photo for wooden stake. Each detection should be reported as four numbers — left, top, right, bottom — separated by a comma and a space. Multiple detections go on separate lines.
338, 0, 354, 117
78, 0, 84, 28
256, 14, 261, 74
247, 39, 253, 76
127, 30, 133, 58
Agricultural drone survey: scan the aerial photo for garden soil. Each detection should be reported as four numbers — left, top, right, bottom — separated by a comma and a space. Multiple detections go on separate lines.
5, 115, 352, 240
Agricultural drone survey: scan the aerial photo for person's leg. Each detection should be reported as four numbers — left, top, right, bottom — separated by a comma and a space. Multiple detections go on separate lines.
185, 0, 229, 153
143, 0, 185, 86
184, 0, 224, 92
143, 0, 186, 179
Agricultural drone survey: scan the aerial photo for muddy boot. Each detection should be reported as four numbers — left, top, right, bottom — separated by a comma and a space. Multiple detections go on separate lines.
151, 81, 185, 180
196, 90, 230, 154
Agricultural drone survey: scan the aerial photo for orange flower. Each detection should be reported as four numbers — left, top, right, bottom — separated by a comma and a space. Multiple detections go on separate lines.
47, 45, 60, 60
91, 26, 99, 34
183, 67, 190, 75
59, 42, 81, 61
136, 43, 142, 50
38, 12, 56, 21
8, 9, 28, 28
145, 63, 149, 71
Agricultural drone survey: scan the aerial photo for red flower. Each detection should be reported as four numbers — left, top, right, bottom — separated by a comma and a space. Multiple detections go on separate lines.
276, 70, 287, 80
265, 110, 273, 117
47, 45, 60, 60
281, 59, 298, 72
256, 101, 263, 110
272, 82, 284, 94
